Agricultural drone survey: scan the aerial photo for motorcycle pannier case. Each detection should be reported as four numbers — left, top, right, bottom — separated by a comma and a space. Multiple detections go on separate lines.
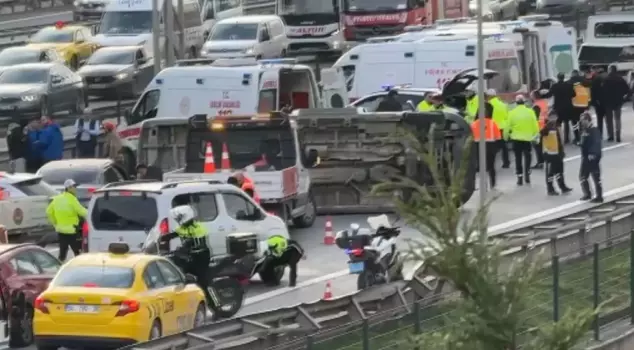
226, 232, 259, 257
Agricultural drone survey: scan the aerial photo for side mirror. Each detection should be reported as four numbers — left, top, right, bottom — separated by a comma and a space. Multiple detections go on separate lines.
185, 273, 197, 284
405, 100, 416, 111
51, 77, 63, 85
137, 58, 147, 65
304, 149, 319, 167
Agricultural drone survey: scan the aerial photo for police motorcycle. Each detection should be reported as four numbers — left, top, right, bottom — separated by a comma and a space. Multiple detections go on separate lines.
335, 215, 404, 290
141, 227, 246, 319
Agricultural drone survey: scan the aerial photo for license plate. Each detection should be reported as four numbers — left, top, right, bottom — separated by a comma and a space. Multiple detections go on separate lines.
65, 304, 100, 313
348, 261, 364, 274
89, 84, 108, 89
0, 105, 13, 110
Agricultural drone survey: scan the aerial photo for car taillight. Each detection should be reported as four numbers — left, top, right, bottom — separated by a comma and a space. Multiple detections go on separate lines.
159, 218, 169, 235
82, 221, 89, 251
115, 300, 140, 317
34, 296, 50, 314
87, 187, 96, 194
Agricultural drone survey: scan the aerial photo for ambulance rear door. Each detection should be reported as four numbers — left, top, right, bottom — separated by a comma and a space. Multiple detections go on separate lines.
354, 43, 415, 97
544, 26, 578, 78
258, 69, 279, 112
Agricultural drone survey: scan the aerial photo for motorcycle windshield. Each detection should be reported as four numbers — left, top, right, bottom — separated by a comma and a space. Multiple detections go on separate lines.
142, 227, 161, 255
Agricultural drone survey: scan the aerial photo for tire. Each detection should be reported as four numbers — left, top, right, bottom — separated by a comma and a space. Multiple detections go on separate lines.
70, 55, 79, 71
71, 92, 84, 114
10, 302, 33, 347
356, 271, 376, 290
208, 277, 244, 319
259, 265, 285, 286
148, 319, 161, 340
293, 192, 317, 228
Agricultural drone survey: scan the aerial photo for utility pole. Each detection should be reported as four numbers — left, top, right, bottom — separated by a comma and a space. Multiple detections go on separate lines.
152, 0, 186, 73
152, 0, 161, 75
476, 0, 487, 241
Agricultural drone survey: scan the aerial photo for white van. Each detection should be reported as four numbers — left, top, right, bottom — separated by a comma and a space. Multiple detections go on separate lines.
200, 15, 289, 59
334, 35, 525, 102
199, 0, 244, 38
94, 0, 205, 58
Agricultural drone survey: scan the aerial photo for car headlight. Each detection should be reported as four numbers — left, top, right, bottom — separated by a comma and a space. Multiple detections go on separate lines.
21, 95, 37, 102
116, 73, 129, 80
244, 47, 255, 55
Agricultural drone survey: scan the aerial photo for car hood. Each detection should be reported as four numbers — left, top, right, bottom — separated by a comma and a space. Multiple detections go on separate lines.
203, 40, 257, 51
93, 34, 151, 47
78, 64, 131, 76
26, 43, 73, 51
0, 84, 46, 96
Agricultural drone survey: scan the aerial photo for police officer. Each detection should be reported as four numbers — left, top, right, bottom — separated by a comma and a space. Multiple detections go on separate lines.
507, 95, 540, 185
376, 89, 402, 112
416, 93, 436, 112
548, 73, 575, 143
579, 112, 603, 203
159, 205, 213, 305
541, 117, 573, 196
487, 89, 510, 168
259, 235, 304, 287
45, 179, 87, 261
465, 87, 479, 122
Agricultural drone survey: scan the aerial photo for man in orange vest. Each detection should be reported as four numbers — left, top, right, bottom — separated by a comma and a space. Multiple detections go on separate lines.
471, 102, 502, 190
531, 90, 549, 169
227, 171, 261, 204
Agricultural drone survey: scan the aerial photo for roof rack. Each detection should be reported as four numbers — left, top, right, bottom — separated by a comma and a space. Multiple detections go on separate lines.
101, 179, 158, 189
161, 180, 224, 190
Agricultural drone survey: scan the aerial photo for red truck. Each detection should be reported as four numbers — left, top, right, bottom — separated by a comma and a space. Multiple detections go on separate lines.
341, 0, 469, 41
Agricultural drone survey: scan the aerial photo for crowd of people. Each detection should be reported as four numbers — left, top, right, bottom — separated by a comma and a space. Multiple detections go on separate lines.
6, 115, 64, 173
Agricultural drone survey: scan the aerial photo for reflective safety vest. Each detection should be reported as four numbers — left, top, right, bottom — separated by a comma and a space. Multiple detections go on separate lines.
533, 99, 549, 128
175, 222, 208, 251
507, 105, 540, 142
466, 95, 478, 120
489, 97, 509, 130
266, 235, 288, 257
416, 100, 435, 112
241, 176, 261, 204
572, 83, 590, 108
542, 129, 561, 155
46, 192, 87, 234
471, 119, 502, 142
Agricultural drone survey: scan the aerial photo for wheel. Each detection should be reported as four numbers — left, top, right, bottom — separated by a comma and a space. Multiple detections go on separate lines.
70, 55, 79, 71
9, 302, 33, 347
293, 192, 317, 228
148, 319, 161, 340
71, 92, 84, 114
356, 270, 376, 290
193, 303, 206, 328
208, 277, 244, 319
259, 265, 285, 286
39, 98, 49, 117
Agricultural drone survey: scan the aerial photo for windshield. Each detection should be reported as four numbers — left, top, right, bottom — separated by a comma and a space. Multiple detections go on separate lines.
99, 11, 152, 34
53, 266, 134, 288
344, 0, 408, 12
0, 49, 40, 66
186, 128, 297, 171
579, 45, 634, 63
12, 178, 59, 196
30, 28, 74, 43
0, 68, 48, 84
594, 22, 634, 38
91, 195, 158, 230
279, 0, 337, 14
215, 0, 242, 12
87, 50, 135, 65
209, 23, 258, 40
38, 168, 99, 185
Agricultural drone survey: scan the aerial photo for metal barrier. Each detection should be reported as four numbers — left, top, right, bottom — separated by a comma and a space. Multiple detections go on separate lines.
118, 189, 634, 350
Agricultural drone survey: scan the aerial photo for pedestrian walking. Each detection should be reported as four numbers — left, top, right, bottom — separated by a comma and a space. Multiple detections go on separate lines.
507, 95, 540, 185
486, 89, 510, 168
547, 73, 575, 143
6, 122, 27, 173
579, 112, 603, 203
601, 65, 629, 142
470, 102, 501, 190
540, 117, 572, 196
45, 179, 87, 261
74, 114, 101, 158
38, 115, 63, 165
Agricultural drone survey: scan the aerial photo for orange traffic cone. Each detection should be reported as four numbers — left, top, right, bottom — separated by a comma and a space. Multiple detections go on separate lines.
323, 216, 334, 245
203, 142, 216, 173
221, 143, 231, 172
323, 281, 333, 300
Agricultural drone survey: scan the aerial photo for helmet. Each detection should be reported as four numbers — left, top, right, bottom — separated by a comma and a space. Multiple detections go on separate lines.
169, 205, 196, 227
102, 121, 115, 132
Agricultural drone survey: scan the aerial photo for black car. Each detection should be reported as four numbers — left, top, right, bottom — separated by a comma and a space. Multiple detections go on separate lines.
0, 63, 87, 119
0, 47, 63, 72
77, 46, 154, 99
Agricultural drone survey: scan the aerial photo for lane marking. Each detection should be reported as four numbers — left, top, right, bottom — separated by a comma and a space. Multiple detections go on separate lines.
244, 180, 634, 306
563, 142, 630, 162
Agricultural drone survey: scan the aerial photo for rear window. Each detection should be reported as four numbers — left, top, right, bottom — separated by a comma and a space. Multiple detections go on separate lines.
38, 168, 99, 185
13, 179, 58, 196
53, 266, 134, 288
91, 194, 158, 231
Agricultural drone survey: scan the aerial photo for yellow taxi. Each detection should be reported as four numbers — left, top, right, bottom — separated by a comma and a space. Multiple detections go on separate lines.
33, 243, 207, 350
27, 21, 98, 70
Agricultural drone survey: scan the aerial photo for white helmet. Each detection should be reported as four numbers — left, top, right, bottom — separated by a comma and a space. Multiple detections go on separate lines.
169, 205, 196, 227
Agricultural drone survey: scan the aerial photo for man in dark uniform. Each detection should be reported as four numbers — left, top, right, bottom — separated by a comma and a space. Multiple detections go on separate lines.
579, 112, 603, 203
376, 89, 402, 112
547, 73, 575, 143
601, 65, 629, 142
590, 66, 606, 137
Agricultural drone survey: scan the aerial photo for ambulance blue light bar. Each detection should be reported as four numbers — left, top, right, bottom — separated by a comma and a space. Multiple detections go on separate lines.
257, 58, 298, 65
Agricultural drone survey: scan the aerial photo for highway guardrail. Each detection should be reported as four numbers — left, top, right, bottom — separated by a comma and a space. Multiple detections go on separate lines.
0, 0, 70, 14
118, 189, 634, 350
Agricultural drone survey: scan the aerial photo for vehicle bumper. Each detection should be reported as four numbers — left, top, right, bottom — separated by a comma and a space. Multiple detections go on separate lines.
286, 38, 347, 56
85, 79, 133, 95
0, 102, 42, 119
35, 335, 136, 349
200, 52, 256, 59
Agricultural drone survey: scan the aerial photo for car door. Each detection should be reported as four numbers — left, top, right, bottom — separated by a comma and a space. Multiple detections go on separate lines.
6, 250, 60, 301
155, 260, 192, 334
258, 24, 273, 58
74, 29, 94, 63
141, 261, 175, 335
220, 192, 268, 243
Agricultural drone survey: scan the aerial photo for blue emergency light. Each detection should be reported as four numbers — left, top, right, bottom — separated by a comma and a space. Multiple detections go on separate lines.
381, 84, 394, 91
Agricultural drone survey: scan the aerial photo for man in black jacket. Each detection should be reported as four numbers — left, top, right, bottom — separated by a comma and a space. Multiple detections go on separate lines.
547, 73, 575, 143
579, 112, 603, 203
5, 122, 27, 172
590, 66, 606, 136
601, 65, 629, 142
376, 89, 402, 112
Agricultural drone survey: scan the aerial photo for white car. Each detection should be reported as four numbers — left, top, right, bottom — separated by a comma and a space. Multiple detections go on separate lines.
350, 86, 441, 111
84, 180, 289, 256
200, 15, 289, 59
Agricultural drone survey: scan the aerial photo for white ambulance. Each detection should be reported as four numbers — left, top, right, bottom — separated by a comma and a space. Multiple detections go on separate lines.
94, 0, 205, 58
334, 35, 525, 102
115, 57, 348, 162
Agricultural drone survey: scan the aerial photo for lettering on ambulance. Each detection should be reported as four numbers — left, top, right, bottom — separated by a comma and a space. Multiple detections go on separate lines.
262, 80, 277, 89
425, 68, 462, 89
118, 127, 141, 139
487, 49, 515, 59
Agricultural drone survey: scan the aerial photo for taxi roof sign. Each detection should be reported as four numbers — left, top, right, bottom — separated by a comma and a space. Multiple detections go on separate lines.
108, 242, 130, 255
